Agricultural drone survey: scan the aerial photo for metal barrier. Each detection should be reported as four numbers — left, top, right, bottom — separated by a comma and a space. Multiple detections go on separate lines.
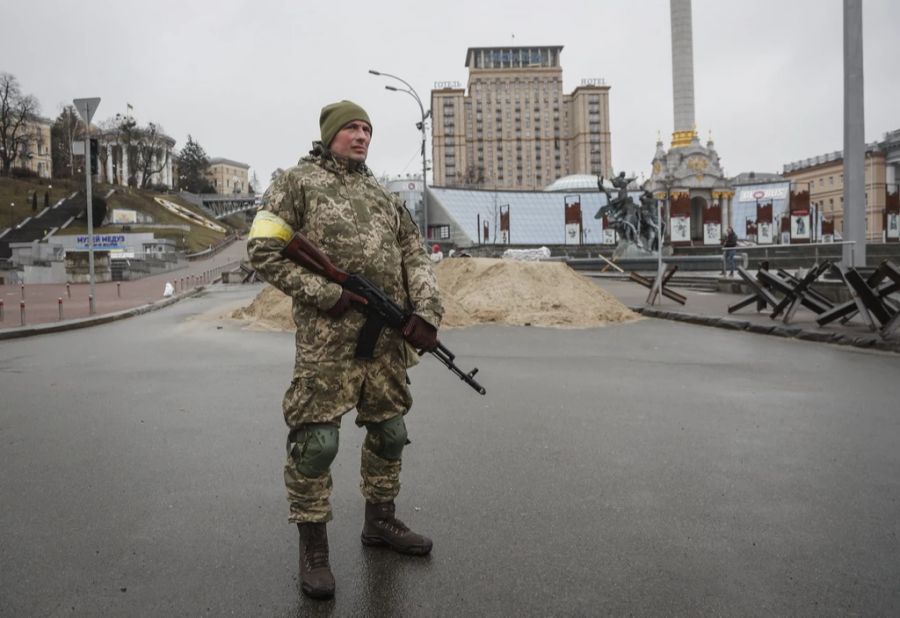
720, 240, 857, 268
728, 258, 900, 339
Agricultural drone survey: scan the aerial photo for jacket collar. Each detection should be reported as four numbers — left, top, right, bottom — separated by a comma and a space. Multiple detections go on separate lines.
304, 141, 371, 177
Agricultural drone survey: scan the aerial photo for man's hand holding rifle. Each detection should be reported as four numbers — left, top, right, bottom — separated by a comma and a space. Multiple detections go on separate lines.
280, 231, 485, 395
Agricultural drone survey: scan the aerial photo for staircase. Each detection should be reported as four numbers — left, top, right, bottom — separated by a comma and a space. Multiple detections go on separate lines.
0, 192, 85, 257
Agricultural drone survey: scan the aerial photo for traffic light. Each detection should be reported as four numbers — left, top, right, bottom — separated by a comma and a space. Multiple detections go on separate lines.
89, 138, 98, 171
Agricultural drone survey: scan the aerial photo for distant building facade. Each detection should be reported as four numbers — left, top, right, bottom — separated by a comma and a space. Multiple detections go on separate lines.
96, 126, 176, 189
384, 176, 423, 224
431, 46, 612, 191
11, 116, 52, 178
782, 130, 900, 241
206, 158, 250, 195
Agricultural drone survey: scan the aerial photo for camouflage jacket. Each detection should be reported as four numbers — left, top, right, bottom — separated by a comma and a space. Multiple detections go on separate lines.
247, 143, 442, 363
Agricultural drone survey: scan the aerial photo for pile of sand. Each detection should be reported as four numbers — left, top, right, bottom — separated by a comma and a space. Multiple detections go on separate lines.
436, 258, 637, 327
233, 257, 638, 330
231, 285, 295, 331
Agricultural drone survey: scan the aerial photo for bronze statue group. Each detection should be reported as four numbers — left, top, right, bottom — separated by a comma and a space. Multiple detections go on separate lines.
595, 172, 664, 253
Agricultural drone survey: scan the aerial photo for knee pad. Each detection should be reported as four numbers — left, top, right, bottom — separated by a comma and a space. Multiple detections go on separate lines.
288, 424, 339, 477
364, 415, 408, 460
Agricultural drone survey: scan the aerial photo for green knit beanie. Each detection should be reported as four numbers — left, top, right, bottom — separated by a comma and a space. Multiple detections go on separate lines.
319, 100, 372, 148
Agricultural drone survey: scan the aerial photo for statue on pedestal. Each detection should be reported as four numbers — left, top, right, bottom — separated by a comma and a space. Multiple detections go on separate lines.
596, 173, 665, 255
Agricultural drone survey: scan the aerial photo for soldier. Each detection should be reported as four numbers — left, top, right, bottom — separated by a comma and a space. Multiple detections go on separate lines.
246, 100, 443, 600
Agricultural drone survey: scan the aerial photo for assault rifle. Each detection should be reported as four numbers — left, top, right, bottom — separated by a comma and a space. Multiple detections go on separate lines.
281, 232, 486, 395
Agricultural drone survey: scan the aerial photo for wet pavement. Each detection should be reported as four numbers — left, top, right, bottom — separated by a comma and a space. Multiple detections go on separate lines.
2, 284, 899, 616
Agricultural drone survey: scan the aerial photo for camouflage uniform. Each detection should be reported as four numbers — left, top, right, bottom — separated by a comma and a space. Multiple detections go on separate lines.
247, 143, 442, 524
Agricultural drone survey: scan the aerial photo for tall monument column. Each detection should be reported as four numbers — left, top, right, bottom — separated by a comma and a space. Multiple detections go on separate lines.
670, 0, 697, 147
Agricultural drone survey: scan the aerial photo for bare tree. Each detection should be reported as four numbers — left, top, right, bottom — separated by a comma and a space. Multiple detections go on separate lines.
51, 105, 83, 178
0, 73, 41, 176
103, 115, 172, 188
133, 120, 171, 189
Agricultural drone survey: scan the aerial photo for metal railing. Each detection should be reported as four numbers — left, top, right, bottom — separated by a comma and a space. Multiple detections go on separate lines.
721, 240, 857, 270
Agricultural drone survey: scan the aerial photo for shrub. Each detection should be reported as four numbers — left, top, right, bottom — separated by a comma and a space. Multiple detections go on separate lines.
11, 167, 39, 179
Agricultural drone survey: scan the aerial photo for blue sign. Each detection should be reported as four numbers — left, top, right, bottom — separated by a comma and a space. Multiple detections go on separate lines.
76, 234, 127, 250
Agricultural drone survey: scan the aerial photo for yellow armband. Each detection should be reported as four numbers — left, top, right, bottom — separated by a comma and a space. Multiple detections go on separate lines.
248, 210, 294, 243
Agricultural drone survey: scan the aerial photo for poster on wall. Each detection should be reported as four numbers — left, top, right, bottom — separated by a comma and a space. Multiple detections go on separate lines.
746, 221, 757, 241
499, 205, 510, 245
111, 209, 138, 224
563, 196, 582, 246
821, 220, 835, 243
791, 211, 811, 240
757, 221, 773, 245
671, 216, 690, 243
703, 222, 721, 245
602, 228, 617, 245
888, 213, 900, 240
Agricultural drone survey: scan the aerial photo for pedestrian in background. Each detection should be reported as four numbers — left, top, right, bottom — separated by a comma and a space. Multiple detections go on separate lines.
723, 225, 738, 277
429, 243, 443, 263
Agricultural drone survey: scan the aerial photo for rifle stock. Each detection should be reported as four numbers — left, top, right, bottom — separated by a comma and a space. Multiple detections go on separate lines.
281, 233, 348, 284
280, 232, 486, 395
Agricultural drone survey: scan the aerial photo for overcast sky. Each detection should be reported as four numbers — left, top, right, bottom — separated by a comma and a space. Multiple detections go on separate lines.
4, 0, 898, 191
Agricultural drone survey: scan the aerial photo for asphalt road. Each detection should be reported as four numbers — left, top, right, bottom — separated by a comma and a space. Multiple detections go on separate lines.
1, 285, 899, 616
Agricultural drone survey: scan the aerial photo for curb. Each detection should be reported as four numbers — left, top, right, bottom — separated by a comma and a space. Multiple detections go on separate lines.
0, 288, 206, 341
630, 305, 900, 354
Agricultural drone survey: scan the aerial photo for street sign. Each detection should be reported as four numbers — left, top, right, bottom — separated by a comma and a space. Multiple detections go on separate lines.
73, 97, 101, 124
73, 97, 101, 315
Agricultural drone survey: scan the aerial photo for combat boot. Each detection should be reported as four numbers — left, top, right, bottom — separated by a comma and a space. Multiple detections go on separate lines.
297, 522, 335, 599
361, 500, 433, 556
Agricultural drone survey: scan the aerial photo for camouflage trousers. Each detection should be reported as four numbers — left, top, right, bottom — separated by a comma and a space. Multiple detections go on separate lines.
282, 347, 412, 524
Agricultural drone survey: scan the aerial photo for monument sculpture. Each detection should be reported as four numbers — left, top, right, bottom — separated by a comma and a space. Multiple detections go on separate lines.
595, 173, 665, 256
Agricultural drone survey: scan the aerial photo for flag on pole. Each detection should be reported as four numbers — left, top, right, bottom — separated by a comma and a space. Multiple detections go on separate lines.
126, 103, 133, 117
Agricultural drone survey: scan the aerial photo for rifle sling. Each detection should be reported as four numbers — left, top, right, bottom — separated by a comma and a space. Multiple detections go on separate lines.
354, 311, 385, 358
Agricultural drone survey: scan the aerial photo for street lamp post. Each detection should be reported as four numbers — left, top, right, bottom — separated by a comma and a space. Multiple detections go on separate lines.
369, 69, 431, 239
650, 174, 675, 306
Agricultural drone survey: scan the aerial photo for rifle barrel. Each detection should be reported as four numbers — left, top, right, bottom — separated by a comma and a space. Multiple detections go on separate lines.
281, 232, 486, 395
